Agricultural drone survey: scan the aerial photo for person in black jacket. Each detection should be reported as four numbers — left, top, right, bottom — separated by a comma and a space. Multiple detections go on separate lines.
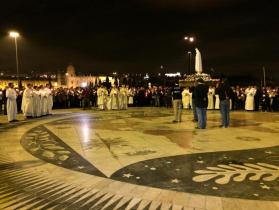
215, 78, 233, 128
171, 80, 183, 123
194, 78, 209, 129
190, 86, 198, 122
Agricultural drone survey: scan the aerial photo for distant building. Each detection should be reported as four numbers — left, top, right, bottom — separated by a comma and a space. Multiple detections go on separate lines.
65, 64, 114, 88
0, 64, 115, 89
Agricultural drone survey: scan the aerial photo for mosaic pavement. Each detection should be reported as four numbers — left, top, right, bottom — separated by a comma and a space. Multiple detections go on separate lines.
0, 108, 279, 210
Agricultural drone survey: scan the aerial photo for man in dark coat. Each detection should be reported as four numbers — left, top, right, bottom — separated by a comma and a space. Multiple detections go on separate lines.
190, 86, 198, 122
171, 80, 183, 123
215, 78, 233, 128
194, 78, 209, 129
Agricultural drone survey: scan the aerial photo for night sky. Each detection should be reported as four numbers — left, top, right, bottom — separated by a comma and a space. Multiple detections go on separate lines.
0, 0, 278, 81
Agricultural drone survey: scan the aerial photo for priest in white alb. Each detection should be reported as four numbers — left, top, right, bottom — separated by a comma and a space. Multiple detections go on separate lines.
245, 86, 256, 111
6, 83, 18, 122
32, 86, 42, 117
182, 87, 191, 109
207, 86, 215, 110
110, 85, 119, 110
45, 84, 53, 115
21, 83, 34, 118
40, 85, 48, 115
119, 85, 128, 110
97, 85, 108, 110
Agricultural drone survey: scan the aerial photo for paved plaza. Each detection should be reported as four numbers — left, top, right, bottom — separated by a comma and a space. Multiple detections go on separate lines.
0, 108, 279, 210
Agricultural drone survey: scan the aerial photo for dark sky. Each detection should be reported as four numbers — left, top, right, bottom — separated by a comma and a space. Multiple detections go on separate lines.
0, 0, 278, 81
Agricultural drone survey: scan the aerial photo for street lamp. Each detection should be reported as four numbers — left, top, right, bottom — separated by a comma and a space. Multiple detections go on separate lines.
160, 65, 167, 86
184, 36, 195, 75
9, 31, 20, 87
187, 51, 192, 75
184, 36, 194, 42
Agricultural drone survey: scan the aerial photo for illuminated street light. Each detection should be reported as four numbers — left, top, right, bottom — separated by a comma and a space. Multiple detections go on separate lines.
184, 36, 194, 42
9, 31, 20, 87
9, 31, 20, 38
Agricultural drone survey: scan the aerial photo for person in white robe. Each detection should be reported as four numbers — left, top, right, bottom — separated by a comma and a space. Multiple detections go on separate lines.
119, 85, 128, 110
6, 83, 18, 122
207, 86, 215, 110
110, 86, 119, 110
245, 86, 256, 111
182, 87, 191, 109
97, 85, 108, 110
106, 90, 112, 110
21, 84, 34, 118
128, 87, 135, 106
32, 86, 42, 117
45, 84, 53, 115
214, 83, 220, 110
214, 95, 220, 110
40, 86, 48, 115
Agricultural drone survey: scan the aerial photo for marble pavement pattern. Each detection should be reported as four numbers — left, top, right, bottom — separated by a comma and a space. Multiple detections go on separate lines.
0, 108, 279, 210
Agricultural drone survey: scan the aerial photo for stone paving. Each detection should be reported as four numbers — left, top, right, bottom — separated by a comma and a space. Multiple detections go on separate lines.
0, 108, 279, 209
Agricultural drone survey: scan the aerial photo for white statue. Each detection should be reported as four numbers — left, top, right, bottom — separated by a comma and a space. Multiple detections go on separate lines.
195, 48, 203, 74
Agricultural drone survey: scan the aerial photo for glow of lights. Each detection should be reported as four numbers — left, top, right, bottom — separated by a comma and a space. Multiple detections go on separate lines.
165, 72, 181, 77
81, 124, 90, 143
144, 74, 149, 79
81, 82, 87, 87
184, 36, 194, 42
54, 82, 58, 87
9, 31, 20, 38
65, 73, 69, 76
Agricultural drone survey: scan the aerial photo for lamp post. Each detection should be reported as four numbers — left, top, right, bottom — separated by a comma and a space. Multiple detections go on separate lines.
263, 66, 266, 88
184, 36, 195, 75
160, 65, 166, 86
187, 51, 192, 75
9, 31, 20, 87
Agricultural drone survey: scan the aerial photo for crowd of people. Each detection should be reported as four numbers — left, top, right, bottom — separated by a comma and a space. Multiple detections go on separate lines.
173, 78, 279, 129
50, 85, 173, 110
0, 81, 278, 123
181, 84, 279, 112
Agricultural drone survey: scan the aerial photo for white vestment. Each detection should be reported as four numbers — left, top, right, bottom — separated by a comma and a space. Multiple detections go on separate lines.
32, 90, 41, 117
110, 88, 119, 110
182, 89, 191, 109
106, 95, 112, 110
40, 89, 48, 115
6, 88, 17, 121
207, 87, 215, 110
128, 89, 134, 105
245, 88, 256, 111
215, 94, 220, 110
46, 88, 53, 114
21, 87, 33, 117
119, 87, 128, 110
97, 88, 108, 110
